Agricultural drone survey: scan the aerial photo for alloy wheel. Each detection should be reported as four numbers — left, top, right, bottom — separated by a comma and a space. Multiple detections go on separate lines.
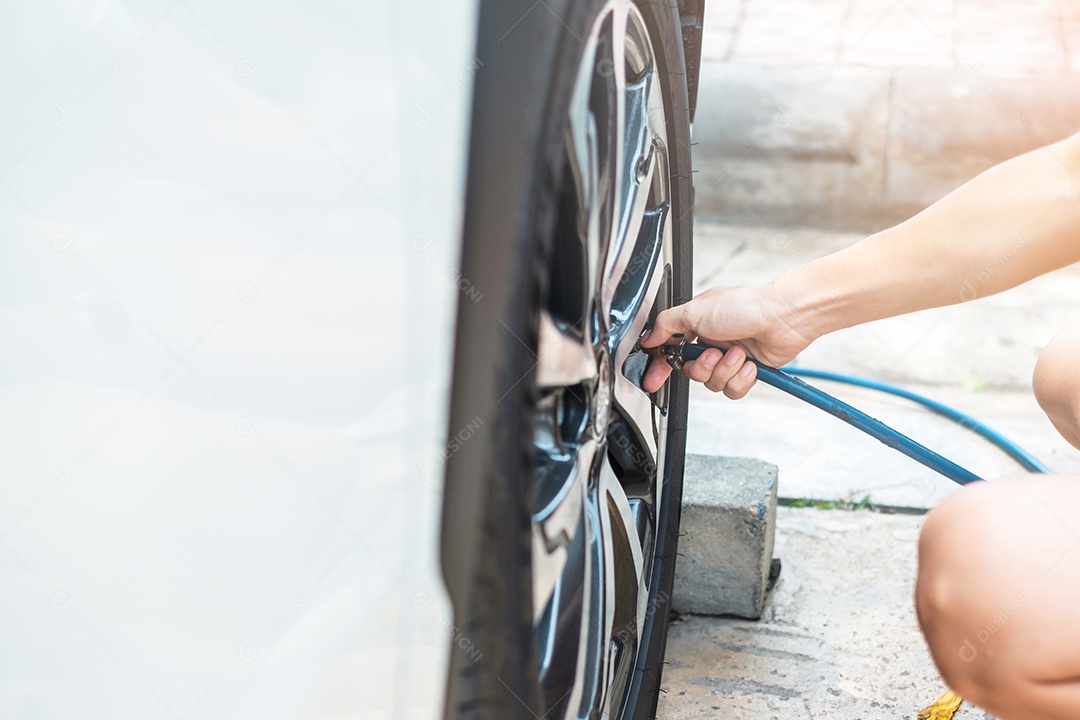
530, 3, 675, 717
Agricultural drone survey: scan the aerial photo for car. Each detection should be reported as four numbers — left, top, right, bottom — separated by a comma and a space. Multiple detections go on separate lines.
0, 1, 704, 718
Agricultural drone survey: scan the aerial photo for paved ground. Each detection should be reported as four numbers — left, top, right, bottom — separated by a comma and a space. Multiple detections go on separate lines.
691, 0, 1080, 230
658, 507, 994, 719
660, 1, 1080, 717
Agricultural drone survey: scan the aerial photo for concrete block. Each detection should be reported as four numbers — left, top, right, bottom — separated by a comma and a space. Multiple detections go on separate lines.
673, 455, 779, 619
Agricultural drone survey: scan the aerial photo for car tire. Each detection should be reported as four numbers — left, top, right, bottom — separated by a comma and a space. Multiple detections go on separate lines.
441, 1, 694, 718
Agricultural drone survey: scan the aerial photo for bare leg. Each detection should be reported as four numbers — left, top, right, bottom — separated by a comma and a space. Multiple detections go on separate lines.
1033, 320, 1080, 450
916, 476, 1080, 719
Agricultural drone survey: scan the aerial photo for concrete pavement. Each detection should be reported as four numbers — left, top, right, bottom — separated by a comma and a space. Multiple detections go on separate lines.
658, 507, 994, 719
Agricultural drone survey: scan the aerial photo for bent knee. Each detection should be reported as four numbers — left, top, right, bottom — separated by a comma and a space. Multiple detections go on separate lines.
916, 485, 1024, 698
1034, 323, 1080, 447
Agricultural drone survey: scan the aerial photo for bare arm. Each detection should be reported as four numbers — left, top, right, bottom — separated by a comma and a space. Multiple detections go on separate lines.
642, 132, 1080, 397
780, 131, 1080, 339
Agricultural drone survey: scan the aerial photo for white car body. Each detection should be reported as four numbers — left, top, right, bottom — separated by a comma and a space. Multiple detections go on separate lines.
1, 1, 475, 717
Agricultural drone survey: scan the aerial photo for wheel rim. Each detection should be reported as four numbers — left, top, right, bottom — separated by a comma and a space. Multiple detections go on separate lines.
530, 3, 674, 718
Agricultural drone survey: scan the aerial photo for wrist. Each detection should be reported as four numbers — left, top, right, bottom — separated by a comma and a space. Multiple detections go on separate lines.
767, 257, 848, 342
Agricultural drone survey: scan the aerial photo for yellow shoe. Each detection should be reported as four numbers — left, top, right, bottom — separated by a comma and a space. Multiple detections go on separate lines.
917, 689, 964, 720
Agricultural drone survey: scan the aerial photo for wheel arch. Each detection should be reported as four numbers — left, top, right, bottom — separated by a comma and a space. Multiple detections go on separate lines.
677, 0, 706, 123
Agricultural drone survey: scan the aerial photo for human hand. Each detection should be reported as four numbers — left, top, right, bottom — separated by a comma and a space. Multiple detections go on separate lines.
640, 285, 817, 398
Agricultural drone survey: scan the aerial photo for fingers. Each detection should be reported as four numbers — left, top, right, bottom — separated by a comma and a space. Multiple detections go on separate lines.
640, 302, 696, 348
723, 359, 757, 400
641, 357, 673, 393
682, 347, 724, 384
682, 345, 758, 399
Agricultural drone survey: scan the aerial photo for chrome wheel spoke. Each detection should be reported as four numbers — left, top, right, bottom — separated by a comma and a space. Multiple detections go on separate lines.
600, 457, 647, 598
533, 440, 594, 556
600, 11, 668, 323
533, 504, 589, 717
610, 203, 668, 357
605, 21, 670, 357
612, 371, 658, 471
574, 489, 607, 717
532, 390, 593, 717
598, 457, 648, 709
602, 75, 655, 317
562, 36, 603, 341
538, 310, 599, 389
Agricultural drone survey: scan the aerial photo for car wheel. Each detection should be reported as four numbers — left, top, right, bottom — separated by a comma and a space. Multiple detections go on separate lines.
441, 1, 693, 719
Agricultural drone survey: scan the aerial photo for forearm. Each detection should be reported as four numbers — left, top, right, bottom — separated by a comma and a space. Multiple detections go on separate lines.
775, 132, 1080, 339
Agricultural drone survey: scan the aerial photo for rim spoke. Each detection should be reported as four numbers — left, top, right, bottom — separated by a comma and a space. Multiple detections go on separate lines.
533, 439, 594, 551
533, 437, 593, 716
596, 457, 646, 714
600, 458, 646, 595
612, 371, 658, 471
609, 39, 669, 357
601, 57, 656, 322
575, 489, 606, 717
610, 203, 669, 356
564, 36, 603, 339
533, 509, 589, 716
537, 310, 599, 389
567, 37, 599, 215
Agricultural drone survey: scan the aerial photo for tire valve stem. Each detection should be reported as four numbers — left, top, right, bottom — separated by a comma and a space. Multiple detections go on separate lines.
640, 333, 689, 370
623, 339, 668, 417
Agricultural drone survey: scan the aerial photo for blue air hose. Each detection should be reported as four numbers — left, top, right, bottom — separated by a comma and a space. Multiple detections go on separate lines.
782, 367, 1051, 475
753, 365, 981, 484
664, 341, 1051, 484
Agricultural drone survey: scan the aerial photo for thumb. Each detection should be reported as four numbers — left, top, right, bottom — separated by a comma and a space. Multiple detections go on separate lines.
641, 303, 695, 348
